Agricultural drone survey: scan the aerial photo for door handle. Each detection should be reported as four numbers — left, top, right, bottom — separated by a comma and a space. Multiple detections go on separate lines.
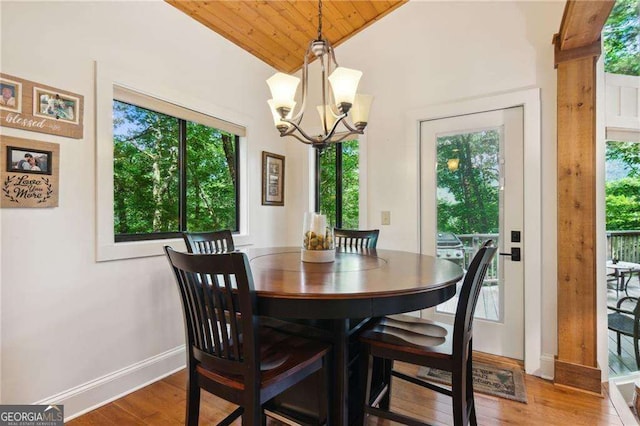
499, 247, 521, 262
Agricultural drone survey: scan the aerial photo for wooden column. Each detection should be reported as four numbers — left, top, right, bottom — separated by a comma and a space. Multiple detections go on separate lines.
553, 0, 614, 395
555, 52, 601, 394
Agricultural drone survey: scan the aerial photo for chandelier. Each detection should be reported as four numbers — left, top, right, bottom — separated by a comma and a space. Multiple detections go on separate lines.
266, 0, 373, 150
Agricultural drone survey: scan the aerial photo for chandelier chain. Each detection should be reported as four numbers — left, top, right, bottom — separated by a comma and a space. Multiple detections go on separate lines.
317, 0, 323, 40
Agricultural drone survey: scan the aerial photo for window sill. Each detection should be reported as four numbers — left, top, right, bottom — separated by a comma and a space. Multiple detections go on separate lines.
96, 234, 253, 262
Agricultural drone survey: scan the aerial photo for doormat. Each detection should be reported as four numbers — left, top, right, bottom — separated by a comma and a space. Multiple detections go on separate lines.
417, 362, 528, 403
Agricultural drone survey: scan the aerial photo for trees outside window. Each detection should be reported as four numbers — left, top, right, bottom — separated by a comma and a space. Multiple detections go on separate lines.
603, 0, 639, 76
316, 140, 359, 229
113, 100, 239, 242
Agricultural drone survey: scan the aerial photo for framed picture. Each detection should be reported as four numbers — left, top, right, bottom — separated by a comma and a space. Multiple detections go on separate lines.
33, 87, 80, 124
262, 151, 285, 206
1, 136, 60, 208
0, 77, 22, 113
6, 145, 53, 175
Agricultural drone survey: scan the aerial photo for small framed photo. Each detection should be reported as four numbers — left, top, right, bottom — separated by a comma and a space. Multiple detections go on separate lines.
262, 151, 285, 206
6, 146, 53, 175
0, 77, 22, 113
33, 87, 80, 124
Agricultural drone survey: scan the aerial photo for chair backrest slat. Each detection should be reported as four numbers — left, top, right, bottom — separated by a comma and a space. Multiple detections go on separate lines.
334, 228, 380, 249
165, 247, 258, 376
453, 240, 497, 357
183, 230, 235, 254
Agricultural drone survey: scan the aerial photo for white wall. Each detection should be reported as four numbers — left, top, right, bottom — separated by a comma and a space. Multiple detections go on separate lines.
330, 1, 564, 374
0, 0, 301, 413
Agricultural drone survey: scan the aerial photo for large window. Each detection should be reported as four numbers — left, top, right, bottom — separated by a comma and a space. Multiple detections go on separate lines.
113, 89, 241, 242
316, 140, 359, 228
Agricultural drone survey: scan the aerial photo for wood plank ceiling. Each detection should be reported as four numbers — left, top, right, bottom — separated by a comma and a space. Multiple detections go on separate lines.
166, 0, 408, 73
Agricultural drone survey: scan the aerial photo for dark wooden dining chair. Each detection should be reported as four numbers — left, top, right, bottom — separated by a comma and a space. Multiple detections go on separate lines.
359, 240, 497, 426
334, 228, 379, 249
608, 296, 640, 369
164, 247, 331, 426
183, 230, 235, 253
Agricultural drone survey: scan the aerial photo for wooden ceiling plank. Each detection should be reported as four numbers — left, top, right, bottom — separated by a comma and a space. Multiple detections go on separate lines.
323, 1, 358, 35
288, 0, 348, 42
557, 0, 614, 51
199, 3, 299, 68
170, 1, 295, 71
331, 1, 367, 30
233, 1, 310, 52
270, 1, 321, 41
370, 0, 395, 15
329, 0, 408, 49
349, 1, 378, 22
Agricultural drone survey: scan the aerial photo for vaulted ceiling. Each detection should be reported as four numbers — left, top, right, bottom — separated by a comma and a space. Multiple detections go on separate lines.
166, 1, 408, 73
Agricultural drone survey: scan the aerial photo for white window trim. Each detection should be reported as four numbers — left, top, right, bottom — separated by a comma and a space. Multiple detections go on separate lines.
95, 61, 251, 261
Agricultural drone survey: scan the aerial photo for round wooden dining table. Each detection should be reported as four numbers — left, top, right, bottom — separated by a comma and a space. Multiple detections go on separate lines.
246, 246, 464, 426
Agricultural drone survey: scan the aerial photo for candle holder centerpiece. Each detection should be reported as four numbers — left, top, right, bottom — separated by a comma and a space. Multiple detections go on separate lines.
302, 212, 335, 263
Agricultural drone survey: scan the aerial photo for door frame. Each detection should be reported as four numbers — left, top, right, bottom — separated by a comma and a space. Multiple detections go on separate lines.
406, 88, 543, 376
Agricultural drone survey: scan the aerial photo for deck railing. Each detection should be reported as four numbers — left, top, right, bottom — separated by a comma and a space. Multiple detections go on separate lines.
607, 231, 640, 264
457, 233, 499, 284
453, 231, 640, 280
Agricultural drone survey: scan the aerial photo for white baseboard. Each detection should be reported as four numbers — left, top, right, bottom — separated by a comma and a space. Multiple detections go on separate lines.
35, 345, 186, 421
538, 353, 555, 380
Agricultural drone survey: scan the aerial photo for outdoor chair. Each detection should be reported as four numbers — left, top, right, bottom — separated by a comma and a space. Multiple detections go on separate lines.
164, 247, 331, 425
183, 230, 235, 253
608, 296, 640, 369
334, 228, 379, 249
359, 241, 497, 426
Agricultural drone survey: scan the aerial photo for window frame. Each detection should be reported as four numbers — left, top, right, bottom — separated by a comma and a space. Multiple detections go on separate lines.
112, 99, 241, 243
96, 62, 250, 261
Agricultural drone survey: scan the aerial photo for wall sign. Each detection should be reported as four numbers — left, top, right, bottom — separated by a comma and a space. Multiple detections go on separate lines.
0, 73, 84, 139
1, 136, 59, 208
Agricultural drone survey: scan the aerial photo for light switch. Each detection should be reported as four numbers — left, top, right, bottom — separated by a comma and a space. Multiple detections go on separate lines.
381, 211, 391, 225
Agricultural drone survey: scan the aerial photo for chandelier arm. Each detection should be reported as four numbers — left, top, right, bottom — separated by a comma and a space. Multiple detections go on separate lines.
289, 41, 314, 124
325, 44, 339, 114
320, 54, 328, 134
281, 117, 323, 144
340, 119, 364, 134
286, 132, 317, 145
317, 112, 351, 144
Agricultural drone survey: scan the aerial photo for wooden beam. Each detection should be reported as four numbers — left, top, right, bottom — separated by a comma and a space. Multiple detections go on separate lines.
557, 0, 614, 51
553, 35, 601, 68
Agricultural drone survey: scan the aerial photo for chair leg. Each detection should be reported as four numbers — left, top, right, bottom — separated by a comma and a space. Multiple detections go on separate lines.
379, 358, 393, 410
617, 332, 622, 355
186, 372, 200, 426
324, 354, 333, 426
242, 402, 262, 426
452, 367, 468, 426
466, 346, 477, 426
361, 351, 374, 426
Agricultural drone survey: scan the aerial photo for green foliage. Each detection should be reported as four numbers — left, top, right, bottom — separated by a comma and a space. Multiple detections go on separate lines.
113, 101, 237, 237
606, 141, 640, 178
342, 141, 360, 229
318, 140, 359, 228
606, 141, 640, 230
603, 0, 639, 76
606, 177, 640, 229
319, 144, 337, 225
436, 131, 500, 234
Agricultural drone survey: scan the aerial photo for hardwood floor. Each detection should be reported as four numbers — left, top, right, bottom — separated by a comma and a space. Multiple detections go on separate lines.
67, 352, 623, 426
